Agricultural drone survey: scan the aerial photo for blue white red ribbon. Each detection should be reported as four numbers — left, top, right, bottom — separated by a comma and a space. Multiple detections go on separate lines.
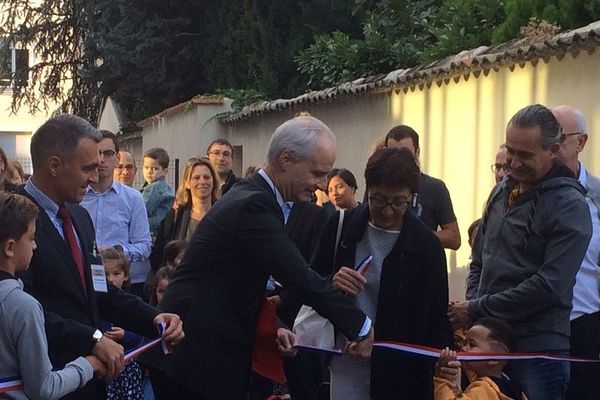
373, 341, 600, 363
355, 255, 373, 275
296, 341, 600, 363
0, 337, 164, 394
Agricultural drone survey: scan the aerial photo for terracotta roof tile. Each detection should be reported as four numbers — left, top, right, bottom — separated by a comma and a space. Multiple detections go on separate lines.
224, 20, 600, 125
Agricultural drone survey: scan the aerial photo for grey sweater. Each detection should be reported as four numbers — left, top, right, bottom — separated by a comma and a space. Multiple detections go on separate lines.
467, 167, 592, 352
0, 277, 93, 400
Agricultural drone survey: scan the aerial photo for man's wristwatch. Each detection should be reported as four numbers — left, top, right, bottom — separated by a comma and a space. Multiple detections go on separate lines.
355, 327, 372, 343
92, 329, 103, 343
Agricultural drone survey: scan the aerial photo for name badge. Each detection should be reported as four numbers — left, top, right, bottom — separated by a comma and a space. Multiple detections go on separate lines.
91, 263, 108, 293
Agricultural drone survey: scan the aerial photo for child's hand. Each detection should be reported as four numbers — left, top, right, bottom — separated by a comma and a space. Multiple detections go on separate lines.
104, 326, 125, 342
85, 355, 108, 381
435, 347, 461, 382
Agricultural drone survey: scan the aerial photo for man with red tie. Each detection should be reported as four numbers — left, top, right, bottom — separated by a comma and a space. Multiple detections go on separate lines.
17, 114, 184, 399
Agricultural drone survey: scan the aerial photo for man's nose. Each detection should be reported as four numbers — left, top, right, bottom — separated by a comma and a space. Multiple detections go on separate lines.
89, 168, 99, 184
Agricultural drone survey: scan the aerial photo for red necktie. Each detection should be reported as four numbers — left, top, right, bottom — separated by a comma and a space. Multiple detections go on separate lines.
57, 205, 87, 292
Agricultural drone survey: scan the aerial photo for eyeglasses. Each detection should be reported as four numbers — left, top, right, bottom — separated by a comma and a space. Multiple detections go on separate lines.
116, 164, 135, 171
208, 150, 232, 158
99, 150, 116, 158
560, 132, 582, 143
490, 163, 508, 174
368, 196, 411, 210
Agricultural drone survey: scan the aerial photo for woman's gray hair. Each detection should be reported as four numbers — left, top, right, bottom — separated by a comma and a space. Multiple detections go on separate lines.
507, 104, 562, 148
267, 116, 335, 163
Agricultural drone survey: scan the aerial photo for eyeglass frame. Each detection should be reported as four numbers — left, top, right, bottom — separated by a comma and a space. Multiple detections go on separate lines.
490, 163, 509, 174
368, 195, 412, 210
115, 164, 136, 171
98, 150, 117, 159
559, 132, 583, 143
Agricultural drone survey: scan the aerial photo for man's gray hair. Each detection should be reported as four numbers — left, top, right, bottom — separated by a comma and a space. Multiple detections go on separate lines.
31, 114, 102, 169
267, 116, 335, 163
508, 104, 562, 148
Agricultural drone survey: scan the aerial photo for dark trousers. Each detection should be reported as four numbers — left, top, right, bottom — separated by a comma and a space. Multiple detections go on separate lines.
566, 311, 600, 400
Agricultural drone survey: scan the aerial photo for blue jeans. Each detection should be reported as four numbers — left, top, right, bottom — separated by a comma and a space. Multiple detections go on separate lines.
507, 352, 570, 400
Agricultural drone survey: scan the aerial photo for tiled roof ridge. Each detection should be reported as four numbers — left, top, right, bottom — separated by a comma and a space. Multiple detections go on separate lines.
224, 20, 600, 124
138, 96, 225, 126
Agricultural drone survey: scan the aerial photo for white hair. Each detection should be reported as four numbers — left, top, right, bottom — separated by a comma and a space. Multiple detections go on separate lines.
267, 116, 335, 163
572, 108, 588, 134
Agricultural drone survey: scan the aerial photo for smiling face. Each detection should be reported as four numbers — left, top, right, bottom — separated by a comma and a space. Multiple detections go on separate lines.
115, 151, 137, 186
367, 185, 412, 230
505, 124, 558, 188
207, 143, 233, 177
279, 137, 336, 202
186, 164, 214, 201
52, 137, 99, 203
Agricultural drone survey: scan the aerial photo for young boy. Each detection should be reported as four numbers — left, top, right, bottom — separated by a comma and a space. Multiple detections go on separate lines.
140, 147, 174, 237
0, 193, 105, 399
435, 317, 526, 400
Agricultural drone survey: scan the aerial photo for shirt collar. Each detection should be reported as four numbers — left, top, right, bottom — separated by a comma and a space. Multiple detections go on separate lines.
578, 161, 588, 187
257, 169, 293, 209
24, 179, 60, 218
86, 180, 120, 195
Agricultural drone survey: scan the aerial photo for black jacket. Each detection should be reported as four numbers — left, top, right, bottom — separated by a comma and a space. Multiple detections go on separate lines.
17, 186, 160, 399
312, 204, 453, 400
150, 203, 190, 270
159, 172, 367, 399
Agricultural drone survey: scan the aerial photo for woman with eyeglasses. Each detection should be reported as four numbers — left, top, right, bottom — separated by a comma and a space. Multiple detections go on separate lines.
311, 148, 452, 400
327, 168, 359, 211
150, 157, 220, 269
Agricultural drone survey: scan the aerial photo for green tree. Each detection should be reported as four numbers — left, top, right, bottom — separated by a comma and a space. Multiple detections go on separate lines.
493, 0, 600, 42
0, 0, 100, 121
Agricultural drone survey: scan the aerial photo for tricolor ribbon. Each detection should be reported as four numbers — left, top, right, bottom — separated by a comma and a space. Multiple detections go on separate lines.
355, 255, 373, 276
0, 334, 167, 394
296, 341, 600, 363
374, 341, 600, 363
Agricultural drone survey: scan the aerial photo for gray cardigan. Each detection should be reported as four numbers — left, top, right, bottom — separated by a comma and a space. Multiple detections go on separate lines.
467, 165, 592, 352
0, 277, 93, 400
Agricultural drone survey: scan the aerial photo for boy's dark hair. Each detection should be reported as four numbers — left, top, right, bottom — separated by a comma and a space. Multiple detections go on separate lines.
144, 147, 170, 169
163, 240, 186, 265
0, 193, 39, 245
100, 130, 119, 153
467, 218, 482, 248
100, 247, 131, 290
365, 148, 420, 193
150, 266, 175, 306
474, 317, 516, 352
384, 125, 420, 150
327, 168, 358, 191
207, 138, 234, 156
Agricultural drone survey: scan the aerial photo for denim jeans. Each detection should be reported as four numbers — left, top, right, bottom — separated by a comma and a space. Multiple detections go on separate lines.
507, 352, 570, 400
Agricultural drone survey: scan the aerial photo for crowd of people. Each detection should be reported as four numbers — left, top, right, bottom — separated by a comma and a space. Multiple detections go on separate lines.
0, 103, 598, 400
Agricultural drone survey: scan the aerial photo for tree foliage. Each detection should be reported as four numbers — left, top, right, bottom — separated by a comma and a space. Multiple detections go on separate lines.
0, 0, 100, 121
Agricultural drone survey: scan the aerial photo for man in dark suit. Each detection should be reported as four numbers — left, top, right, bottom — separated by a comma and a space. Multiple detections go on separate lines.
18, 114, 184, 399
160, 115, 374, 399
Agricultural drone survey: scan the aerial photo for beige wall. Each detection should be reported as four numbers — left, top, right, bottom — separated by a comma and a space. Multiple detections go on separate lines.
0, 91, 58, 172
97, 97, 121, 133
139, 100, 232, 163
226, 50, 600, 300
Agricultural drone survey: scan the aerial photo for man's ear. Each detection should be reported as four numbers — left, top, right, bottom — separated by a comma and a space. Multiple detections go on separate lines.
577, 134, 588, 153
278, 150, 294, 172
163, 168, 169, 176
549, 142, 560, 157
47, 156, 62, 177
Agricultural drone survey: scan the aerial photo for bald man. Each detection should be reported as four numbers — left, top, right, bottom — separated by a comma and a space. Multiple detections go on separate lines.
114, 151, 137, 187
553, 105, 600, 400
